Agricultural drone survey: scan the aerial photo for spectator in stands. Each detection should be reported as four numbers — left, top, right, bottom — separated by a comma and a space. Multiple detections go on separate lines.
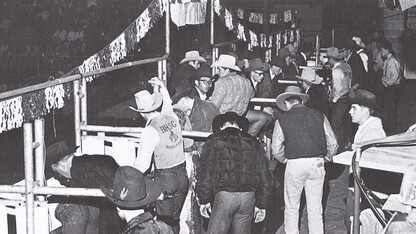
172, 66, 213, 101
244, 58, 273, 136
263, 55, 287, 98
130, 77, 188, 234
298, 69, 330, 118
327, 47, 352, 152
352, 36, 369, 73
272, 86, 338, 234
101, 166, 173, 234
209, 54, 254, 116
196, 112, 272, 234
343, 39, 367, 91
379, 39, 402, 134
48, 141, 125, 234
170, 50, 206, 96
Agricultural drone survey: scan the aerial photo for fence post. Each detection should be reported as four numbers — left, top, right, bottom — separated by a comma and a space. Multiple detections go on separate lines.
24, 122, 35, 234
81, 78, 87, 136
353, 148, 361, 234
74, 80, 81, 149
34, 118, 45, 201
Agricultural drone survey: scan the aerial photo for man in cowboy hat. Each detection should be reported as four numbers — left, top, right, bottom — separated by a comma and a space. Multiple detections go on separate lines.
47, 141, 125, 234
209, 54, 254, 116
342, 39, 367, 91
379, 39, 402, 134
297, 68, 330, 118
345, 89, 401, 229
196, 112, 272, 234
101, 166, 173, 234
130, 77, 188, 234
265, 55, 288, 97
272, 86, 338, 234
170, 50, 206, 96
327, 46, 352, 152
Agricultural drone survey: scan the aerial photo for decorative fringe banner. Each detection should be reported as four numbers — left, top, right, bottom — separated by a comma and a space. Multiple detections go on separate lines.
214, 0, 300, 50
0, 0, 168, 132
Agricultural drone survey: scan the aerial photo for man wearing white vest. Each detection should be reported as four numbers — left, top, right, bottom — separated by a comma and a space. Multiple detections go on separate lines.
130, 77, 188, 234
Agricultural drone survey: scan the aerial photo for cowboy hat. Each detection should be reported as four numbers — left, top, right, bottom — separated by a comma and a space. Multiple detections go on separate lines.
101, 166, 163, 209
349, 89, 378, 110
284, 44, 297, 56
180, 50, 206, 64
326, 47, 344, 59
275, 86, 309, 111
245, 58, 269, 73
269, 56, 287, 69
129, 90, 163, 112
212, 112, 249, 133
379, 39, 393, 52
296, 68, 323, 85
211, 54, 241, 71
46, 141, 77, 167
352, 36, 365, 48
190, 66, 212, 82
278, 47, 291, 59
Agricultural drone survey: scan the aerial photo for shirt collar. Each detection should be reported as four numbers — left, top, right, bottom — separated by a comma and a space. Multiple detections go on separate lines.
332, 62, 341, 70
251, 77, 259, 89
145, 112, 159, 126
195, 87, 206, 100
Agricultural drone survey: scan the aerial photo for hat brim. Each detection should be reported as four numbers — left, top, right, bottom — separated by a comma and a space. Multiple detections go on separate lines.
101, 179, 163, 209
276, 92, 309, 111
349, 98, 379, 111
246, 64, 269, 73
180, 57, 207, 64
129, 93, 163, 113
296, 75, 323, 85
211, 62, 241, 72
212, 113, 249, 133
327, 54, 344, 59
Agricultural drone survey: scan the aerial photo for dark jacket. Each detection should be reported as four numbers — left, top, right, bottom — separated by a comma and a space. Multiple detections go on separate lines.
305, 85, 330, 118
196, 128, 272, 209
169, 63, 196, 96
123, 212, 173, 234
346, 52, 367, 89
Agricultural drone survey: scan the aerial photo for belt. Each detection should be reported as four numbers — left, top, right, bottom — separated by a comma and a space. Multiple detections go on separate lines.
156, 162, 186, 171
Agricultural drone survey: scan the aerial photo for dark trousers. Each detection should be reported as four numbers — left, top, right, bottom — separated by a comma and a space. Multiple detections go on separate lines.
208, 191, 255, 234
155, 163, 189, 234
382, 84, 401, 134
330, 97, 351, 152
55, 203, 99, 234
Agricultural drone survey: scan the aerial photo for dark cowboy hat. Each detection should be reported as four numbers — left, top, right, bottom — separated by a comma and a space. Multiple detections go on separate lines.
46, 141, 77, 167
379, 39, 393, 51
275, 86, 309, 111
190, 66, 212, 82
326, 47, 344, 59
212, 112, 249, 133
245, 58, 269, 73
101, 166, 163, 209
269, 56, 287, 69
349, 89, 379, 110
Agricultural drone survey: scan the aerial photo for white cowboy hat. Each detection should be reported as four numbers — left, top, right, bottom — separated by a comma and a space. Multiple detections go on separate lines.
211, 54, 241, 71
296, 68, 323, 85
275, 86, 309, 111
352, 36, 365, 48
129, 90, 163, 112
180, 50, 206, 64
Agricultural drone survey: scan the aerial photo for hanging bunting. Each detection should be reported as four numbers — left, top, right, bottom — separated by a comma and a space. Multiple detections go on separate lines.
109, 33, 127, 66
224, 9, 234, 30
214, 0, 221, 14
270, 13, 278, 25
236, 23, 246, 41
249, 30, 259, 47
237, 8, 244, 20
260, 34, 267, 48
284, 10, 292, 22
45, 84, 65, 113
249, 12, 263, 24
0, 97, 23, 133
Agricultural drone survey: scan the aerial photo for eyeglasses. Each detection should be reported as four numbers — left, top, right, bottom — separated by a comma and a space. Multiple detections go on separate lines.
254, 71, 264, 76
199, 80, 213, 85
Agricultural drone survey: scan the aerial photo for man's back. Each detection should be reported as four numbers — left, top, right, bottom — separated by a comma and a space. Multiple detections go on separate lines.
209, 73, 254, 115
123, 213, 173, 234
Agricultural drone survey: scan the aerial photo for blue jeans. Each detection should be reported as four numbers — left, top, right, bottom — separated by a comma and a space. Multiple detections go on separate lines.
55, 203, 99, 234
208, 191, 255, 234
284, 158, 325, 234
155, 163, 189, 234
246, 109, 273, 136
330, 97, 350, 152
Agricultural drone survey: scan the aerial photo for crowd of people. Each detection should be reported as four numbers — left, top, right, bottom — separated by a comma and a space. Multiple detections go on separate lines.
44, 32, 413, 234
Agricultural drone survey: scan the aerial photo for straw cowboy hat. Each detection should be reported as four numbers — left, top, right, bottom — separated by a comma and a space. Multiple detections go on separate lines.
296, 68, 323, 85
101, 166, 163, 209
275, 86, 309, 111
212, 111, 249, 133
349, 89, 379, 110
245, 58, 269, 73
326, 47, 344, 59
211, 54, 241, 71
180, 50, 207, 64
129, 90, 163, 112
352, 36, 365, 48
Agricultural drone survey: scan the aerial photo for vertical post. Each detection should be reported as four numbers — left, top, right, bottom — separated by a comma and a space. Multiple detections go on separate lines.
165, 0, 170, 56
74, 80, 81, 148
157, 61, 163, 93
162, 59, 167, 83
263, 0, 270, 61
211, 0, 216, 75
353, 148, 361, 234
332, 29, 335, 47
34, 118, 45, 201
315, 35, 320, 66
81, 78, 87, 136
24, 122, 35, 234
